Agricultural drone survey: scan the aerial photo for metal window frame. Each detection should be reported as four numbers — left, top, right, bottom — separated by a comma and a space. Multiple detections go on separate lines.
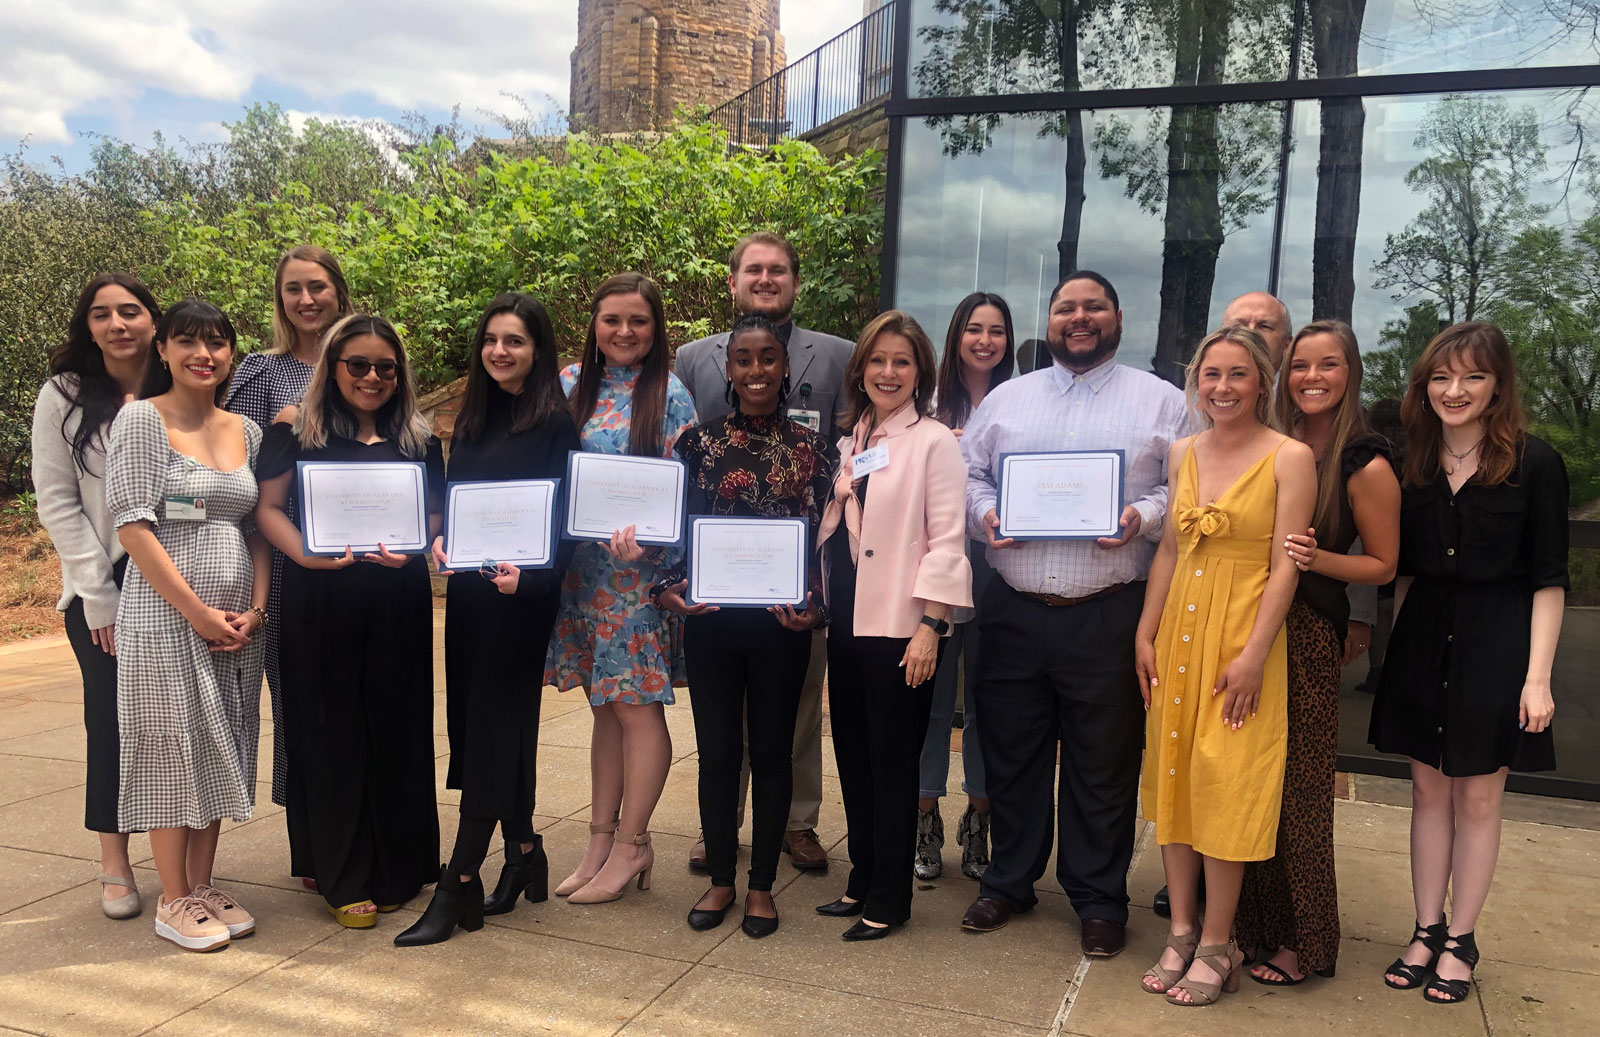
877, 0, 1600, 798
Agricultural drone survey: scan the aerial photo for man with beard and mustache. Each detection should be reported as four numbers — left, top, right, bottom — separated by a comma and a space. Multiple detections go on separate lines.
954, 271, 1190, 958
674, 231, 853, 873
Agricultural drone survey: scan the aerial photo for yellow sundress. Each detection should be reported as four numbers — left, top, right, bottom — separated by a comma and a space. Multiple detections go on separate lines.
1141, 441, 1289, 862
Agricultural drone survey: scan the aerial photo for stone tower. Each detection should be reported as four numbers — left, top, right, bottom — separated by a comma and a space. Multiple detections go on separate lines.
570, 0, 786, 133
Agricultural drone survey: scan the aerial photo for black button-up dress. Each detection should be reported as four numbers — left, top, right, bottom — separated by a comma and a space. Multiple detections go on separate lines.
1369, 434, 1569, 776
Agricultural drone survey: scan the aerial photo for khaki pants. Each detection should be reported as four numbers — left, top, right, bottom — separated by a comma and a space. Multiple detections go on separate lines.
733, 628, 825, 830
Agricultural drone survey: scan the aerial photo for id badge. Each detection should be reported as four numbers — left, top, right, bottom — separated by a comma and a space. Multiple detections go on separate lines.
166, 495, 207, 522
851, 443, 890, 477
787, 407, 822, 432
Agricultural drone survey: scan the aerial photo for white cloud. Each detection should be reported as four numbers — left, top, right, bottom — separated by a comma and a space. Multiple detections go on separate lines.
2, 0, 866, 144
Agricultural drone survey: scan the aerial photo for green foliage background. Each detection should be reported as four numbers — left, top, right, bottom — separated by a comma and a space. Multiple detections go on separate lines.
0, 106, 885, 489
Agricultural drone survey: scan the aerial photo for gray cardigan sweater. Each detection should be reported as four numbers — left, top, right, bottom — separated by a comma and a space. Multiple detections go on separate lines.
31, 375, 125, 629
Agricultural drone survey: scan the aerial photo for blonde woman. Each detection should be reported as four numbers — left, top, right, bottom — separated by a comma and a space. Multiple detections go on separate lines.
1134, 326, 1315, 1005
225, 245, 351, 858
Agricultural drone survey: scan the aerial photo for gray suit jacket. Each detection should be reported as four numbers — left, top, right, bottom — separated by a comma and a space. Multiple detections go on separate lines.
675, 324, 856, 440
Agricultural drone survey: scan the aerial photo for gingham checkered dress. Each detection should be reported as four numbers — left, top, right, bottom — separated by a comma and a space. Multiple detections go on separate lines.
224, 352, 313, 807
106, 401, 265, 831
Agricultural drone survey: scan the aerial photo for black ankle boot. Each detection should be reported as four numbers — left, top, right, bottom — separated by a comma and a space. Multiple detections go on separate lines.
394, 867, 485, 947
484, 835, 549, 914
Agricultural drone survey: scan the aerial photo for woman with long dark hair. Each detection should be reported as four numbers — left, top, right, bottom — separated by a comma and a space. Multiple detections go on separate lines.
650, 313, 835, 938
1370, 323, 1567, 1004
396, 293, 581, 945
225, 245, 351, 867
547, 273, 697, 904
107, 300, 268, 951
915, 292, 1014, 882
1234, 321, 1400, 985
31, 273, 159, 919
254, 314, 441, 929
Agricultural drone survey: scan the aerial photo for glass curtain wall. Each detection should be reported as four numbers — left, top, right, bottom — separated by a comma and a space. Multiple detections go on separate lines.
888, 0, 1600, 794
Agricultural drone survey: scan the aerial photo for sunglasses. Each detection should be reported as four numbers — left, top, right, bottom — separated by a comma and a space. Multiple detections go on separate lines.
339, 356, 399, 380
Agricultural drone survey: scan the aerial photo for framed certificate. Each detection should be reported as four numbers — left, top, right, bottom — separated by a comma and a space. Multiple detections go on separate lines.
688, 517, 809, 607
997, 450, 1125, 540
297, 460, 430, 555
563, 451, 687, 546
443, 479, 559, 569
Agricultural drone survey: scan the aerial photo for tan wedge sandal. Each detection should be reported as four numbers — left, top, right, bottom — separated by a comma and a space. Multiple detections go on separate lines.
1141, 928, 1200, 994
1166, 940, 1244, 1006
554, 819, 618, 897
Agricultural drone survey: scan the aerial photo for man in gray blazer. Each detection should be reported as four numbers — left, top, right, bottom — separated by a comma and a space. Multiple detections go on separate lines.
675, 231, 854, 871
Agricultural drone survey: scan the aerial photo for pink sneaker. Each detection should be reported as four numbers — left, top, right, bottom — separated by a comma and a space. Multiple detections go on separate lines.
154, 896, 230, 952
191, 884, 256, 938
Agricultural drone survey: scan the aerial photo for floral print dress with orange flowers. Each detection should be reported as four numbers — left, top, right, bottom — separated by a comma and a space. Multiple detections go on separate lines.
545, 364, 698, 705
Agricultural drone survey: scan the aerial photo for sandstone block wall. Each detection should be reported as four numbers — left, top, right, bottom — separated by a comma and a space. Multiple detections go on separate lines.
572, 0, 787, 133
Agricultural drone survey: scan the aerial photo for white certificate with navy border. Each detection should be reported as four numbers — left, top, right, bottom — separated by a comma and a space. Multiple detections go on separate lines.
444, 479, 558, 569
688, 517, 808, 607
298, 460, 430, 555
563, 451, 687, 546
997, 450, 1124, 540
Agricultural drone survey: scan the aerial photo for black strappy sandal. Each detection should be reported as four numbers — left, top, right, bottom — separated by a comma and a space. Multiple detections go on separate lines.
1249, 960, 1308, 986
1383, 920, 1449, 990
1422, 931, 1479, 1004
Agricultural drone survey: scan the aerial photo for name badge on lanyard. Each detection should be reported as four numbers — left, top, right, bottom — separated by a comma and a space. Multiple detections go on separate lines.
851, 443, 890, 477
787, 381, 821, 432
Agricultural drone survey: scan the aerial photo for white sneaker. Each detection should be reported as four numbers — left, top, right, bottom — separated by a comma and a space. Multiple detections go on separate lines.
191, 884, 256, 938
154, 895, 231, 952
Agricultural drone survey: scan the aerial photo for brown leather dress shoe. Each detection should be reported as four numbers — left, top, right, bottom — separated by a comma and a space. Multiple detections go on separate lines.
687, 837, 708, 871
960, 896, 1014, 933
1080, 918, 1126, 958
782, 829, 829, 871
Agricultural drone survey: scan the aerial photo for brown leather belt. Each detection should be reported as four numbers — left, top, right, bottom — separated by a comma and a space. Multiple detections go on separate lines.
1015, 581, 1134, 608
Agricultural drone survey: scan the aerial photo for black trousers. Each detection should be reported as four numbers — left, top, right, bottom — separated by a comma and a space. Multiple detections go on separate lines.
976, 579, 1146, 924
63, 561, 125, 834
685, 610, 810, 891
448, 812, 536, 876
829, 623, 943, 925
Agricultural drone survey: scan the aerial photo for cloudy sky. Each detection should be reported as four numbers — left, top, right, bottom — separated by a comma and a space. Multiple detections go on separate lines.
3, 0, 867, 168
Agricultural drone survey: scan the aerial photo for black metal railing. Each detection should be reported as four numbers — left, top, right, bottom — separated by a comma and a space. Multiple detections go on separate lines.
707, 1, 896, 149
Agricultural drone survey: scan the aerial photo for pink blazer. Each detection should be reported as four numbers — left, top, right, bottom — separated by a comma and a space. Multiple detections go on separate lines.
818, 404, 974, 638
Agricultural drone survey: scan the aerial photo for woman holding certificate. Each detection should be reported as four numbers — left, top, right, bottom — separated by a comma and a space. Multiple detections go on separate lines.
1133, 327, 1315, 1006
916, 292, 1015, 882
225, 246, 350, 853
397, 294, 580, 946
814, 310, 973, 941
648, 313, 835, 938
106, 300, 268, 952
254, 314, 442, 929
547, 273, 698, 905
32, 274, 158, 920
1235, 321, 1399, 987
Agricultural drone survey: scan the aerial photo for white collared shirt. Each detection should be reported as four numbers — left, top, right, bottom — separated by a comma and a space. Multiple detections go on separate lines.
961, 356, 1192, 597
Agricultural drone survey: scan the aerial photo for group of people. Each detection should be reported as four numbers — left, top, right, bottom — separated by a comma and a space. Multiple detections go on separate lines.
32, 232, 1565, 1008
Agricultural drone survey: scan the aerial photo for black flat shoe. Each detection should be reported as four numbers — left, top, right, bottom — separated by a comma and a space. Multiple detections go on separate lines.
816, 897, 863, 917
484, 836, 549, 915
687, 887, 735, 931
741, 912, 779, 938
842, 919, 897, 941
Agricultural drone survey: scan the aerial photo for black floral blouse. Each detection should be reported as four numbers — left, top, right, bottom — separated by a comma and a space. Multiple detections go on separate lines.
655, 408, 837, 594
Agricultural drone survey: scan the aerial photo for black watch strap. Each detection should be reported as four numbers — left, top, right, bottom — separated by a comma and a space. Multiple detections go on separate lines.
920, 614, 949, 635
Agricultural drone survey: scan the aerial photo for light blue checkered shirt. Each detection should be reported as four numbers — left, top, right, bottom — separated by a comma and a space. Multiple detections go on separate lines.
961, 356, 1192, 597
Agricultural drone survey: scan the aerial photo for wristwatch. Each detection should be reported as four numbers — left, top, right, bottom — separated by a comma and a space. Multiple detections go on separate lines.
919, 615, 950, 635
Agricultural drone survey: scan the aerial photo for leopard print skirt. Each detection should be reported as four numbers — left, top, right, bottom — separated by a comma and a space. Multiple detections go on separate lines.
1235, 599, 1342, 974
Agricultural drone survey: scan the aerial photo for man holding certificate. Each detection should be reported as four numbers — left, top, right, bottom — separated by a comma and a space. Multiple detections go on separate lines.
956, 271, 1190, 958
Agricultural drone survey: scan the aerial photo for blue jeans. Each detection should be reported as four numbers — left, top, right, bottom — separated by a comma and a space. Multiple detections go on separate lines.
918, 548, 992, 801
